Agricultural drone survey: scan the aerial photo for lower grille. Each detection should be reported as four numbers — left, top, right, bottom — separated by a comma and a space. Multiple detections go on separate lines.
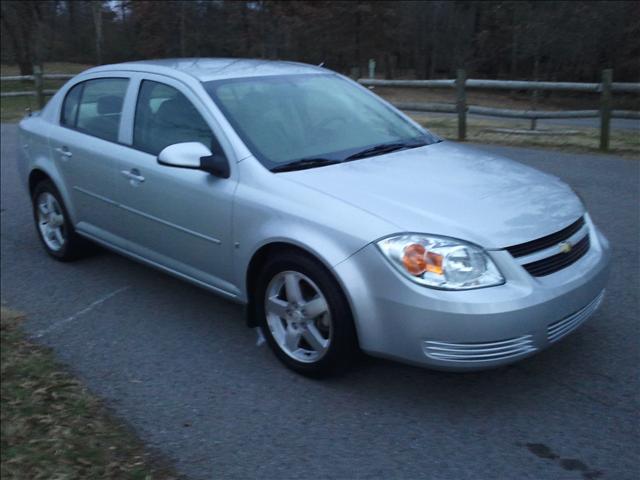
522, 234, 590, 277
423, 335, 536, 363
547, 290, 605, 343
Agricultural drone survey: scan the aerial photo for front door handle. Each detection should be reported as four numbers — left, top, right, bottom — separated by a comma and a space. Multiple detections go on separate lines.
121, 169, 145, 184
55, 146, 72, 159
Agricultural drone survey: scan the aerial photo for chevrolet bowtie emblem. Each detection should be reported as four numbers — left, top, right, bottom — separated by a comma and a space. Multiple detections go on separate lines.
559, 241, 573, 254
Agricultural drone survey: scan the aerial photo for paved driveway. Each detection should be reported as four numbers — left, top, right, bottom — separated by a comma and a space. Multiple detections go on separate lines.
1, 123, 638, 479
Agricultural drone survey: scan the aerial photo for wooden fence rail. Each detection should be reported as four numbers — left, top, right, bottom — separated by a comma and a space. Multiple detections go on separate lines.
0, 66, 75, 109
359, 68, 640, 151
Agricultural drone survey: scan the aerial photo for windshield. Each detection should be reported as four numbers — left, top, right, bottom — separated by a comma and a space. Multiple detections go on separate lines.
204, 74, 439, 170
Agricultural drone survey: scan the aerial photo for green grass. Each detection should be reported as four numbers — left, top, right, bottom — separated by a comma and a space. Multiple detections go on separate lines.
0, 307, 178, 480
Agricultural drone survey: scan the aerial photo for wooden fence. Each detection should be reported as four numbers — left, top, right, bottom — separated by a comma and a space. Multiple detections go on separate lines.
0, 66, 74, 110
359, 68, 640, 151
1, 66, 638, 151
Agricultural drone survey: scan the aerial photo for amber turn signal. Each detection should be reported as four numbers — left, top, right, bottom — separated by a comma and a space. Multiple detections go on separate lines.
425, 251, 443, 275
402, 243, 427, 275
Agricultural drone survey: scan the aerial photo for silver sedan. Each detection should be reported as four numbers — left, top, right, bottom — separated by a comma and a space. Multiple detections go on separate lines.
18, 59, 610, 376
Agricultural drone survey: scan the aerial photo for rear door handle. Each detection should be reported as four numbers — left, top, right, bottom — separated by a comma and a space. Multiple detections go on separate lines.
121, 169, 145, 184
55, 146, 72, 159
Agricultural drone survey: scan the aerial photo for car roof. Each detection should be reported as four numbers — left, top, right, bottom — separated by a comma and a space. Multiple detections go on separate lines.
84, 58, 327, 82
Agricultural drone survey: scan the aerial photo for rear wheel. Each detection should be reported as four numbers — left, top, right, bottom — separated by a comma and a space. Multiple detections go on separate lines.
255, 251, 357, 377
32, 180, 89, 261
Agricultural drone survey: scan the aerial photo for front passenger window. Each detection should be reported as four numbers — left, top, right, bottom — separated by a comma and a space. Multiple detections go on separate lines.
133, 80, 215, 156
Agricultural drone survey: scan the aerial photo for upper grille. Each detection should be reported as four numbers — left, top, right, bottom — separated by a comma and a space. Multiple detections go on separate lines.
522, 234, 590, 276
506, 217, 585, 258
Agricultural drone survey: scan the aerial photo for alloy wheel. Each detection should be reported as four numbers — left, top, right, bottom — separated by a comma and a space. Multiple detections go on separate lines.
264, 270, 332, 363
36, 192, 66, 252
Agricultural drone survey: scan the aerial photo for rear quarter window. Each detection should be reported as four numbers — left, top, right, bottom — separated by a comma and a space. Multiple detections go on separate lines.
61, 83, 82, 127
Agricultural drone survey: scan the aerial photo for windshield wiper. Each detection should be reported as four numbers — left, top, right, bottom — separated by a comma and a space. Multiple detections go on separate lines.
344, 140, 427, 162
271, 140, 429, 172
271, 158, 342, 173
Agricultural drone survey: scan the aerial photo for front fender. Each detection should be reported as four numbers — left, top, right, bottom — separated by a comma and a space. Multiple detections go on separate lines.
231, 158, 398, 301
234, 220, 368, 303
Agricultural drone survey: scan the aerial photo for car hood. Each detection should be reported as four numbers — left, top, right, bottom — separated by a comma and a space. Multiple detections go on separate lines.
281, 141, 584, 249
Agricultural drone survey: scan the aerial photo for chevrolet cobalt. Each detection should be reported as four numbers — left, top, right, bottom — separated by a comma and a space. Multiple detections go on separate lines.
18, 59, 610, 376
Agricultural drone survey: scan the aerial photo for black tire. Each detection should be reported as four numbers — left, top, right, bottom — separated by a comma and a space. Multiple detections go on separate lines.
254, 250, 358, 377
32, 180, 90, 261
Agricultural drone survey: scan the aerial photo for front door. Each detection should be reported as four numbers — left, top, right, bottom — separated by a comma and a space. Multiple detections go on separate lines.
115, 78, 238, 296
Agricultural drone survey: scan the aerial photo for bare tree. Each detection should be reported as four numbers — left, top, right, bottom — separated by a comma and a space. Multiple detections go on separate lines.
1, 1, 638, 82
1, 1, 36, 75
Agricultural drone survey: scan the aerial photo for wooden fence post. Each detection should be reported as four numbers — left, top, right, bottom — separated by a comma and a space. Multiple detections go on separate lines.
33, 65, 44, 109
530, 88, 539, 130
368, 59, 376, 79
456, 68, 467, 141
599, 68, 612, 151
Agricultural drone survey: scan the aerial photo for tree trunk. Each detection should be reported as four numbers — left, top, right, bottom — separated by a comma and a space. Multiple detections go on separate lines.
179, 1, 186, 57
18, 60, 34, 77
92, 1, 103, 64
510, 5, 519, 77
0, 4, 33, 76
354, 2, 362, 78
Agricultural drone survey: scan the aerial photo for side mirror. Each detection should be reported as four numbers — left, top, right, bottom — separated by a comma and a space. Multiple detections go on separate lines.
157, 142, 230, 179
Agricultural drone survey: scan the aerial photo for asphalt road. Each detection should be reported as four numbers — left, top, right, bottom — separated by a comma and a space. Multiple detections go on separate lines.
1, 123, 639, 480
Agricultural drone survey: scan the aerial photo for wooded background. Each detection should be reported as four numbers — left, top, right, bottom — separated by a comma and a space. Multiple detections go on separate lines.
1, 0, 639, 81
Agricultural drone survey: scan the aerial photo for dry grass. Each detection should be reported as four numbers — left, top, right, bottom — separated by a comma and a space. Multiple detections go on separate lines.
407, 113, 640, 159
1, 96, 37, 122
0, 306, 179, 480
1, 63, 93, 122
374, 86, 640, 111
377, 86, 639, 157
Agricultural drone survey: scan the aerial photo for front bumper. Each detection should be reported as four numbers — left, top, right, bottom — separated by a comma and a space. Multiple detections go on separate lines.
333, 219, 611, 370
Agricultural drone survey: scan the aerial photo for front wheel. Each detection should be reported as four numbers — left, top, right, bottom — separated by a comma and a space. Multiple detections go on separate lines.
254, 251, 358, 377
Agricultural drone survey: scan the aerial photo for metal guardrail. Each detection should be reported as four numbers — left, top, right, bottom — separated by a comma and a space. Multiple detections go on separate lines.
360, 69, 640, 150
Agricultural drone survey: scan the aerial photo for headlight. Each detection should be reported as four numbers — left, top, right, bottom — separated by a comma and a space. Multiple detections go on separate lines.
376, 234, 504, 290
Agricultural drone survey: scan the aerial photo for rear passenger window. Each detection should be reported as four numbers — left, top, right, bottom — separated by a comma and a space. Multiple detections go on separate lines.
133, 80, 214, 156
62, 78, 128, 142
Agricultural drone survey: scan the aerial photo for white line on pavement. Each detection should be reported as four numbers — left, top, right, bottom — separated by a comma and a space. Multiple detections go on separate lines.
34, 286, 130, 338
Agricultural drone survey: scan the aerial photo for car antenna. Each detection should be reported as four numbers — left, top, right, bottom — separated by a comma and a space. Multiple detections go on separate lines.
318, 61, 325, 67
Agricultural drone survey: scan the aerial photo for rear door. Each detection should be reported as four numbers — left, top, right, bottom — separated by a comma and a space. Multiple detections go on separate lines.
49, 76, 130, 241
113, 76, 238, 295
